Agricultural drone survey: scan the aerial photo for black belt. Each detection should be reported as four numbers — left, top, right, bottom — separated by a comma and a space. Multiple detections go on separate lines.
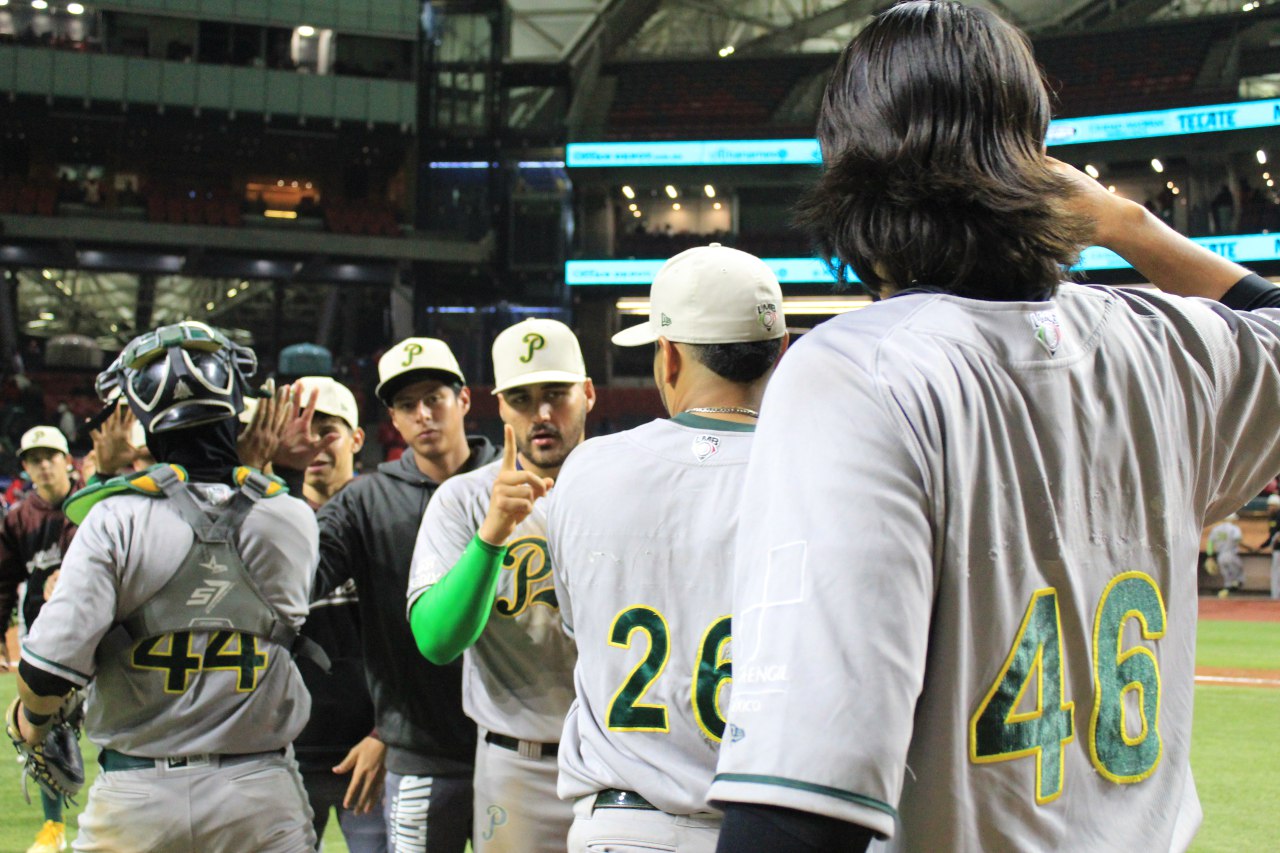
593, 788, 658, 811
484, 732, 558, 759
99, 748, 285, 772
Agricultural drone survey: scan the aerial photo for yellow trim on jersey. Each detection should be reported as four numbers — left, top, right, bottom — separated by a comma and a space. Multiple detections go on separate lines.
1088, 571, 1166, 784
968, 587, 1075, 806
606, 604, 672, 733
692, 613, 732, 743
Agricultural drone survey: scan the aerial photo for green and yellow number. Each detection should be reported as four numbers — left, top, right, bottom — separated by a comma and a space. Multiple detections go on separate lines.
1089, 572, 1166, 783
606, 606, 734, 742
203, 631, 269, 692
693, 615, 732, 741
131, 631, 268, 694
970, 589, 1075, 804
132, 632, 202, 694
606, 606, 671, 732
970, 574, 1168, 803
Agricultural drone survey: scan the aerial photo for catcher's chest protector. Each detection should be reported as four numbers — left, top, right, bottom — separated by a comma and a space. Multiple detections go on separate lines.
102, 466, 324, 668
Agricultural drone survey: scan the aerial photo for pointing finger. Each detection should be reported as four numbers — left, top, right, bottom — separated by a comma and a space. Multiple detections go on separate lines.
502, 423, 516, 472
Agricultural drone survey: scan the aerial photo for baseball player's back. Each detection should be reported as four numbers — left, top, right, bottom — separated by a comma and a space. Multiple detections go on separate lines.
551, 413, 752, 816
711, 285, 1280, 851
29, 484, 316, 755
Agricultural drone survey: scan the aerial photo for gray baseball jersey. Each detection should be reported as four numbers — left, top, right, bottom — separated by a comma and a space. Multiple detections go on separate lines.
407, 458, 576, 742
21, 485, 316, 755
1206, 521, 1243, 558
549, 414, 753, 815
709, 285, 1280, 851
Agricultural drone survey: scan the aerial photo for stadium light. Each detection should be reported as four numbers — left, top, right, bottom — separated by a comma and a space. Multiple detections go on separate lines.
1108, 185, 1117, 193
1258, 149, 1268, 164
0, 1, 9, 8
621, 185, 635, 199
713, 202, 722, 210
1151, 158, 1164, 173
67, 2, 84, 13
665, 185, 678, 199
1084, 164, 1099, 179
227, 288, 238, 298
704, 184, 716, 198
672, 203, 681, 210
31, 0, 47, 9
718, 46, 735, 58
264, 209, 298, 219
298, 25, 316, 37
628, 203, 638, 211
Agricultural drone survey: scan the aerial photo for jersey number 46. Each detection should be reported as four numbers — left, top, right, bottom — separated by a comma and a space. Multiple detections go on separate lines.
969, 572, 1166, 804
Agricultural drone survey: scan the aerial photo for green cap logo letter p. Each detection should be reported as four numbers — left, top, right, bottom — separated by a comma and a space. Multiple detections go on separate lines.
520, 333, 546, 364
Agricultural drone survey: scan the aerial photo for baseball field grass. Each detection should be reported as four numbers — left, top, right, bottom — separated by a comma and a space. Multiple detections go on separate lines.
0, 611, 1276, 852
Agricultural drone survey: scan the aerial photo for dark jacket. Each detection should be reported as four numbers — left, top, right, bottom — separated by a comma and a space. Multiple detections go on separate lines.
0, 486, 77, 634
312, 437, 499, 776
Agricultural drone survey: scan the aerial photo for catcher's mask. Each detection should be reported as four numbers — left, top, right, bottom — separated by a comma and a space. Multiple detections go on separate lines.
96, 321, 257, 434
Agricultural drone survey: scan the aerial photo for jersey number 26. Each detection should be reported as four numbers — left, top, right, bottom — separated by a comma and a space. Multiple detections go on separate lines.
605, 606, 732, 742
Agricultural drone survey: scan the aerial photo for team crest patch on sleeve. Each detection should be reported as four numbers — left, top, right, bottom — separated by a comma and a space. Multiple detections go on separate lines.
1028, 309, 1063, 356
692, 434, 720, 462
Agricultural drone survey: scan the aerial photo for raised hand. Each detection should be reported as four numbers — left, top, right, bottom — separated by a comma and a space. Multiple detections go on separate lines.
236, 381, 291, 471
271, 382, 341, 472
89, 403, 140, 477
478, 424, 554, 547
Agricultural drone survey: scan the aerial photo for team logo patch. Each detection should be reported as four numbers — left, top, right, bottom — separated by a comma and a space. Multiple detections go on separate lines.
660, 312, 672, 328
1028, 310, 1062, 356
199, 555, 229, 574
172, 378, 194, 400
692, 434, 720, 463
729, 723, 746, 743
482, 805, 508, 841
519, 332, 546, 363
757, 302, 779, 332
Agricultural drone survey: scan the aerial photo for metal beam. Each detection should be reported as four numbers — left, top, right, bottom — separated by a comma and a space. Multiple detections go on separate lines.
734, 0, 872, 55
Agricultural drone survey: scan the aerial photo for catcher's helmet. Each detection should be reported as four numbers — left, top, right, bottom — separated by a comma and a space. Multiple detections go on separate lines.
96, 321, 257, 434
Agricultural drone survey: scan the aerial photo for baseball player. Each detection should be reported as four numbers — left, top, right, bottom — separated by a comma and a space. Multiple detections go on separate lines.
288, 376, 388, 852
0, 426, 79, 853
406, 318, 593, 852
548, 245, 787, 852
710, 4, 1280, 851
278, 338, 499, 853
1206, 515, 1245, 597
1267, 496, 1280, 600
13, 320, 320, 852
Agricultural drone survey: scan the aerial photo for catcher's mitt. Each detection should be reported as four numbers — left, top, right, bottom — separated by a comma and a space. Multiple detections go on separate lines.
5, 694, 85, 806
1204, 556, 1219, 576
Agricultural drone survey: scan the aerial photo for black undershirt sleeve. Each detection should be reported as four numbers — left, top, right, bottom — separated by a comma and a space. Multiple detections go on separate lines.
715, 803, 876, 853
1220, 273, 1280, 311
17, 659, 77, 699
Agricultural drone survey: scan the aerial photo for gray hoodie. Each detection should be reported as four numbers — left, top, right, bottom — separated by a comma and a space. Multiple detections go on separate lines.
312, 435, 499, 776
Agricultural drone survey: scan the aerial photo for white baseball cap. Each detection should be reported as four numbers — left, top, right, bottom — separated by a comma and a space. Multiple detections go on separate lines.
611, 243, 786, 347
375, 337, 466, 405
296, 376, 360, 430
19, 425, 69, 457
491, 318, 588, 395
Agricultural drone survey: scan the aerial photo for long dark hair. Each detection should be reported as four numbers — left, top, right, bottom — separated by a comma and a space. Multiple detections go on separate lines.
797, 0, 1089, 300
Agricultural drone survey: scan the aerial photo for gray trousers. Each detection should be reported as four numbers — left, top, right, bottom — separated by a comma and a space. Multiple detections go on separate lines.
472, 732, 574, 853
567, 794, 721, 853
74, 751, 315, 852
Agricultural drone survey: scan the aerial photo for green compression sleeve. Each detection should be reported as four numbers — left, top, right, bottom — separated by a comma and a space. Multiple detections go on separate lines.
409, 535, 506, 665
